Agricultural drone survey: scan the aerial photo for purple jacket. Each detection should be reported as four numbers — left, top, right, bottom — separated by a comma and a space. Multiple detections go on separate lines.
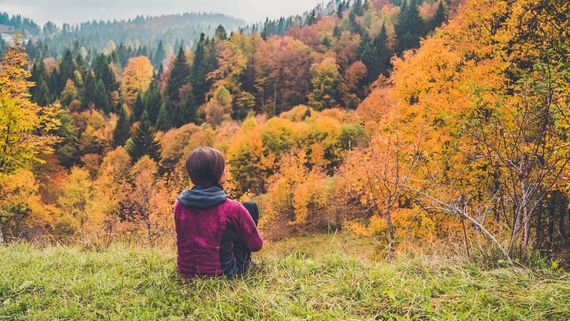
174, 189, 263, 278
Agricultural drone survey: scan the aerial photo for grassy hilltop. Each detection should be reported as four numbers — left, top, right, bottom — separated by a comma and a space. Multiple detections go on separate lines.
1, 235, 569, 320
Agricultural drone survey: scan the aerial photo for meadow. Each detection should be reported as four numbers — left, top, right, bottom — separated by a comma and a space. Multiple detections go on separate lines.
1, 234, 569, 320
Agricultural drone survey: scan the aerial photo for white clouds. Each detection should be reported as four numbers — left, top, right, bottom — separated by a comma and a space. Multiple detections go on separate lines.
0, 0, 325, 25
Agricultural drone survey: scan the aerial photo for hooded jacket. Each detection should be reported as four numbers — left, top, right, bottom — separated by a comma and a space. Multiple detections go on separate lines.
174, 186, 263, 278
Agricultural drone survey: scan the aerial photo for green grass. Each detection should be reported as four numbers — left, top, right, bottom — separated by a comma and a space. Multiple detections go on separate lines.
1, 234, 569, 320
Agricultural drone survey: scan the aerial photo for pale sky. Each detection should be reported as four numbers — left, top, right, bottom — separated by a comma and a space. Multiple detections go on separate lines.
0, 0, 325, 25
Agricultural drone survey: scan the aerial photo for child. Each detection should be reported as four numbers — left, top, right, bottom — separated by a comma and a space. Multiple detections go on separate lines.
174, 147, 263, 278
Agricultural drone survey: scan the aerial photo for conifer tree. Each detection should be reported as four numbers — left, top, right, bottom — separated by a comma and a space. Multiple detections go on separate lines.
352, 0, 365, 16
94, 79, 111, 113
153, 40, 165, 68
430, 1, 447, 32
34, 78, 51, 106
113, 105, 131, 147
359, 25, 392, 85
215, 25, 227, 40
126, 113, 161, 163
166, 47, 191, 108
395, 0, 424, 54
94, 53, 117, 92
190, 34, 217, 106
177, 92, 197, 127
143, 83, 163, 125
58, 49, 76, 93
132, 93, 144, 121
155, 103, 173, 131
81, 71, 97, 110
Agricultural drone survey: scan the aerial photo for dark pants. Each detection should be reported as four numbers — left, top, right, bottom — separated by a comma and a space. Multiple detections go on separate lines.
220, 202, 259, 276
233, 202, 259, 273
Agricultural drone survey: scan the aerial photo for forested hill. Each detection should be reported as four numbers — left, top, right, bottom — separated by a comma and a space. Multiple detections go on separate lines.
3, 0, 567, 264
33, 13, 246, 55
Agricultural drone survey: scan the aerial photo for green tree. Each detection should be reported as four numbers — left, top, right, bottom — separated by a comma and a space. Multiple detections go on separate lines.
143, 83, 163, 125
81, 71, 97, 110
359, 25, 392, 85
215, 25, 228, 40
132, 93, 144, 121
126, 113, 161, 162
309, 58, 341, 110
166, 47, 190, 107
94, 79, 111, 113
153, 40, 166, 68
395, 0, 425, 54
58, 49, 76, 93
155, 103, 172, 131
191, 34, 218, 106
113, 105, 131, 147
430, 1, 447, 32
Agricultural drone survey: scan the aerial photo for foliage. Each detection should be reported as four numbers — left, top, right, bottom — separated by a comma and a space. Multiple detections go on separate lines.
0, 41, 60, 173
125, 114, 161, 163
309, 57, 341, 110
121, 56, 153, 106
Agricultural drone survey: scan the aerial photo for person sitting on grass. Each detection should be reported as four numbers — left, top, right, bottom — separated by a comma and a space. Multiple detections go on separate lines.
174, 147, 263, 278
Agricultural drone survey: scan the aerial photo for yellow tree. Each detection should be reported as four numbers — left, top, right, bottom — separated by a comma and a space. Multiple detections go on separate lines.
0, 39, 60, 173
0, 40, 59, 243
121, 56, 154, 106
57, 167, 94, 237
389, 0, 569, 258
205, 86, 233, 127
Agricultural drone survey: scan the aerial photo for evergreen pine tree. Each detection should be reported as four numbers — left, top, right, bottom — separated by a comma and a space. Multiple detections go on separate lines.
190, 34, 207, 104
30, 61, 52, 105
177, 91, 197, 126
359, 25, 392, 85
395, 0, 425, 54
113, 105, 131, 147
153, 40, 166, 68
166, 47, 191, 108
215, 25, 227, 40
353, 0, 365, 16
94, 53, 117, 92
35, 78, 52, 106
126, 113, 161, 163
306, 10, 317, 25
81, 71, 97, 110
430, 1, 447, 32
337, 1, 346, 18
58, 49, 76, 93
132, 93, 144, 121
94, 79, 111, 113
155, 103, 173, 131
144, 83, 163, 126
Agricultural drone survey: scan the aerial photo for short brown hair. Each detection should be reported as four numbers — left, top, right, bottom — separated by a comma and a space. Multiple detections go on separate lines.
185, 147, 226, 188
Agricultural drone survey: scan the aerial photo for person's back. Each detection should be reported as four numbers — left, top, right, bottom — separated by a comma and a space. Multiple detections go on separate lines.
174, 147, 263, 278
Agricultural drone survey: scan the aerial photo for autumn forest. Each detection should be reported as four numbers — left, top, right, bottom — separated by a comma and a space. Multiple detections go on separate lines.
1, 0, 569, 266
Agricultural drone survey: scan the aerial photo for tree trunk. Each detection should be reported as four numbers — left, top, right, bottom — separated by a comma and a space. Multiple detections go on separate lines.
535, 205, 543, 250
547, 196, 555, 253
386, 200, 395, 254
560, 200, 568, 240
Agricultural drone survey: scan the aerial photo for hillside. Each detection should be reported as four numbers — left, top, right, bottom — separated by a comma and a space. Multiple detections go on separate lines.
36, 13, 246, 54
1, 235, 569, 320
0, 0, 568, 281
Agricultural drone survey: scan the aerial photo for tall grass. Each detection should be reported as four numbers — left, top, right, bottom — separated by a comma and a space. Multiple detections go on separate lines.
1, 235, 569, 320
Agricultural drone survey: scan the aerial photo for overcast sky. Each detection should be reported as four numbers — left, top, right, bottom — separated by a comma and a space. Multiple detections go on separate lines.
0, 0, 325, 25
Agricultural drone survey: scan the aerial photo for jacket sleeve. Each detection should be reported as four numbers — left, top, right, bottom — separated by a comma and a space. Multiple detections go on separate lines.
233, 203, 264, 252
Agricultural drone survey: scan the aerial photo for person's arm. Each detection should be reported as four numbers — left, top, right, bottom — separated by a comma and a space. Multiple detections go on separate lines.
234, 203, 263, 252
